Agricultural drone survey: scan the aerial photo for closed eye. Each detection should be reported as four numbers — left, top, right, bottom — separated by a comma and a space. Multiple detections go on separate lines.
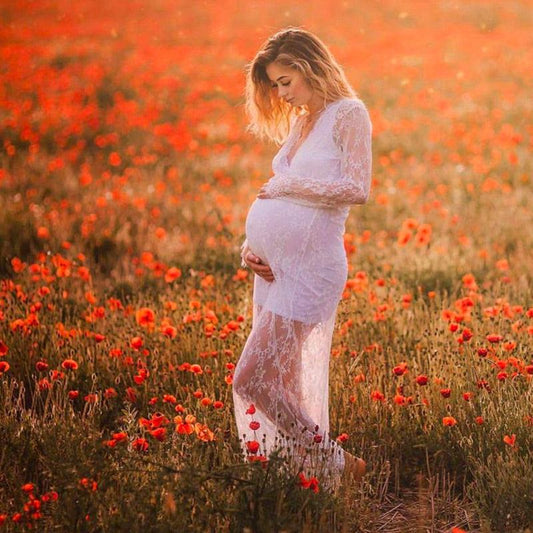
271, 82, 291, 88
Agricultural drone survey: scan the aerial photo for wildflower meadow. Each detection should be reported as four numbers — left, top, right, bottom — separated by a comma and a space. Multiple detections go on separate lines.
0, 1, 532, 531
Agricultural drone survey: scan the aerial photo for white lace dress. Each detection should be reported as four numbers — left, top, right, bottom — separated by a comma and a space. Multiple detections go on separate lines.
232, 97, 372, 488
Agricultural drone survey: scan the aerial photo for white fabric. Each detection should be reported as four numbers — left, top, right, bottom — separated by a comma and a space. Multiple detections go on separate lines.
233, 97, 372, 488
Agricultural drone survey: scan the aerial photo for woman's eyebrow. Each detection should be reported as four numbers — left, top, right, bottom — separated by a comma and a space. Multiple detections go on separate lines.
270, 75, 289, 83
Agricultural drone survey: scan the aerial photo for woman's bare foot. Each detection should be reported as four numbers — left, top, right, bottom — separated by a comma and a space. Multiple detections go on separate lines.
342, 451, 366, 486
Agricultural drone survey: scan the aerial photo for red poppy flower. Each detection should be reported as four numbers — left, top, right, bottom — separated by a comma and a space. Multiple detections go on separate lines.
165, 267, 182, 283
42, 491, 58, 502
161, 325, 177, 338
61, 359, 78, 370
125, 387, 137, 403
190, 364, 203, 374
415, 375, 428, 386
298, 472, 319, 493
109, 152, 121, 166
132, 438, 149, 452
195, 423, 215, 442
112, 432, 128, 442
461, 328, 473, 341
79, 478, 97, 491
370, 390, 385, 402
503, 434, 516, 447
246, 440, 260, 454
337, 433, 349, 443
21, 483, 35, 494
149, 428, 167, 442
175, 419, 194, 435
393, 362, 408, 376
130, 336, 143, 349
135, 308, 155, 327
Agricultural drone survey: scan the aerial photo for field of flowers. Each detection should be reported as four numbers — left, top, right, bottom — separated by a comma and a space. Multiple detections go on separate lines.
1, 0, 532, 531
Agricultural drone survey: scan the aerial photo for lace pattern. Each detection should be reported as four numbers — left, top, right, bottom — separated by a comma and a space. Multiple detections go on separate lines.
263, 99, 372, 208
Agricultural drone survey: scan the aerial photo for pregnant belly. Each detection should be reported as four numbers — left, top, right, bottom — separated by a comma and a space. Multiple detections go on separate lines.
245, 198, 345, 268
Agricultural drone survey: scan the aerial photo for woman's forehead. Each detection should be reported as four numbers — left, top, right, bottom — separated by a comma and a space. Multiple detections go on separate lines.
265, 62, 295, 81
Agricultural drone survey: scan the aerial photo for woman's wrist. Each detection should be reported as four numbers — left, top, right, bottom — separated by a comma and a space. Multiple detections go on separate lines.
264, 175, 286, 197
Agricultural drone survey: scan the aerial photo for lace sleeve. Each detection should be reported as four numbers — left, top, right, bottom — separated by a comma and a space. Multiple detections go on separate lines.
264, 100, 372, 208
333, 99, 372, 203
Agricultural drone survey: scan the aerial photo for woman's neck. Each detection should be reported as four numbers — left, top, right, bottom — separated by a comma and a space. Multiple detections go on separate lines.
306, 94, 337, 116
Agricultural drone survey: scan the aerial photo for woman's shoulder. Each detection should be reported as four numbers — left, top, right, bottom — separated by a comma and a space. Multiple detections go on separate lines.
330, 97, 372, 148
332, 97, 371, 128
334, 96, 368, 115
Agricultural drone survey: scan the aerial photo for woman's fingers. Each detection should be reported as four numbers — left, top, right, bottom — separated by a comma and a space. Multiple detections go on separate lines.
244, 251, 262, 265
256, 185, 271, 199
244, 251, 275, 282
259, 271, 274, 282
246, 260, 271, 275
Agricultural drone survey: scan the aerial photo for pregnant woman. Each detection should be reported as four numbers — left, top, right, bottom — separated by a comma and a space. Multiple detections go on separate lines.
232, 27, 372, 490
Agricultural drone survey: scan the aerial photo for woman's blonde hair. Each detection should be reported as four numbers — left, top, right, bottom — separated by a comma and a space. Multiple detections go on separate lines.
244, 27, 357, 145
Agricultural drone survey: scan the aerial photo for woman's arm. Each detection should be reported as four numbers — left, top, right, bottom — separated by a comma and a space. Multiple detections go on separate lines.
259, 100, 372, 207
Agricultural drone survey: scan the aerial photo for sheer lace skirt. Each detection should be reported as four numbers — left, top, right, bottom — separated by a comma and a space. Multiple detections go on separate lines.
232, 303, 346, 490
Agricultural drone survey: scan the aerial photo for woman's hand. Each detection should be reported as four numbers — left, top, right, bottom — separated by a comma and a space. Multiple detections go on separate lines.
256, 183, 272, 199
244, 250, 275, 282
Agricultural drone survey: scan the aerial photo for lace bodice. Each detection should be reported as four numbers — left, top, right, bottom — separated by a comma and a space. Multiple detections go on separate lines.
264, 97, 373, 209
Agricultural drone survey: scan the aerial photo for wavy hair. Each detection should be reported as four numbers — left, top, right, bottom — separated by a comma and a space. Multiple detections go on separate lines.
244, 27, 357, 145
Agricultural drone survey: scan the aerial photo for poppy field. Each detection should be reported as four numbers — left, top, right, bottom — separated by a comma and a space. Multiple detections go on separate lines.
1, 0, 532, 531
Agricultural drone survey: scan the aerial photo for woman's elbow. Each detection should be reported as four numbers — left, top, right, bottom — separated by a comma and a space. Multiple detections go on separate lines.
357, 176, 372, 204
349, 186, 370, 205
353, 194, 369, 205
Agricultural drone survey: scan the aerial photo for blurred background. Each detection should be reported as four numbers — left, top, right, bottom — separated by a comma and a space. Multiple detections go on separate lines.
0, 2, 532, 531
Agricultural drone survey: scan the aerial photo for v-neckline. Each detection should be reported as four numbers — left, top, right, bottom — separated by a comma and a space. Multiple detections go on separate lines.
284, 98, 345, 168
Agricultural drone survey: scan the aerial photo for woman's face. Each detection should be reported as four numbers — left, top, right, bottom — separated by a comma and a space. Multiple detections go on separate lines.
265, 62, 314, 107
